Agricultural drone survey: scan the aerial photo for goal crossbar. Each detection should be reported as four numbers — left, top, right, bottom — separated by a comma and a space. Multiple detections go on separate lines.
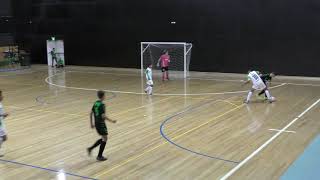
141, 42, 187, 45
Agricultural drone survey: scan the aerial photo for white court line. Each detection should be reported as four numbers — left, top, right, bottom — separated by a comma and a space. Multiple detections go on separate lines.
220, 98, 320, 180
58, 70, 320, 87
45, 72, 287, 96
268, 129, 296, 133
188, 77, 243, 82
286, 83, 320, 87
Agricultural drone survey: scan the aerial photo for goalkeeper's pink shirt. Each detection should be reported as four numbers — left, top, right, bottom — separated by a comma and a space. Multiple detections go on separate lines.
160, 54, 170, 67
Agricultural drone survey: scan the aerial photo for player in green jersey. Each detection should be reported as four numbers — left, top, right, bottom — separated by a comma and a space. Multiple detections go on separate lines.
87, 90, 116, 161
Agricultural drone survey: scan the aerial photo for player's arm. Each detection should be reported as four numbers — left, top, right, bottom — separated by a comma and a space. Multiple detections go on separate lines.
241, 79, 250, 86
104, 114, 117, 123
101, 104, 116, 123
89, 110, 95, 128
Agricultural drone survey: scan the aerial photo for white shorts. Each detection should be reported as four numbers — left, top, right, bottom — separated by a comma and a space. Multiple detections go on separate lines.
252, 81, 266, 90
147, 80, 153, 86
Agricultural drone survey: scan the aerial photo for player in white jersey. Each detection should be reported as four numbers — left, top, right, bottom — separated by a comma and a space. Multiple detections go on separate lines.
243, 71, 274, 103
144, 64, 153, 95
0, 90, 9, 157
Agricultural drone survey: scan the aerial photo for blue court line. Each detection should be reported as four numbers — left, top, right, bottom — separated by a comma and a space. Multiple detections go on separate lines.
160, 101, 240, 164
0, 158, 98, 180
281, 135, 320, 180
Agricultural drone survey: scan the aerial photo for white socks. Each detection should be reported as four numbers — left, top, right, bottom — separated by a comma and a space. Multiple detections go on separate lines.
145, 86, 153, 95
265, 90, 271, 99
246, 91, 253, 102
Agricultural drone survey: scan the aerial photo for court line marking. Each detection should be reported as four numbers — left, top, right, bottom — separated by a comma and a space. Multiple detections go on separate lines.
0, 159, 97, 180
57, 69, 320, 88
268, 129, 296, 133
286, 83, 320, 87
189, 77, 320, 87
220, 98, 320, 180
45, 72, 287, 96
95, 99, 244, 178
160, 99, 242, 163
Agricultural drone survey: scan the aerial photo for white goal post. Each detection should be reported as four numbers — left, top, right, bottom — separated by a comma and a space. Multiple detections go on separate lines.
140, 42, 193, 78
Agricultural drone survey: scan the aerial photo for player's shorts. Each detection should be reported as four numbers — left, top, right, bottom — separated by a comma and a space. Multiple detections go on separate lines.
146, 80, 153, 86
161, 67, 169, 72
252, 81, 266, 90
95, 123, 108, 136
0, 126, 7, 137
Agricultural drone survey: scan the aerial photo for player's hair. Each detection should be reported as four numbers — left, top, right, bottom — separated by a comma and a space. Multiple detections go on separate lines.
0, 90, 2, 95
97, 90, 105, 99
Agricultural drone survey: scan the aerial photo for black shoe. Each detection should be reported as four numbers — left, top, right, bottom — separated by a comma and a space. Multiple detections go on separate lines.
87, 148, 92, 156
97, 156, 107, 161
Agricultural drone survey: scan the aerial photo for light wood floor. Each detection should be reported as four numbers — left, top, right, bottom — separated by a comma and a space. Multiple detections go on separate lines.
0, 65, 319, 180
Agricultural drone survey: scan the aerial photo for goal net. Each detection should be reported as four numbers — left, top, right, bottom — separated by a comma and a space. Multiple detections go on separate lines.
141, 42, 192, 78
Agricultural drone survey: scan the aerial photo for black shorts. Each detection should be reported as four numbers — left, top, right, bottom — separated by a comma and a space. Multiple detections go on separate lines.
95, 123, 108, 136
161, 67, 169, 72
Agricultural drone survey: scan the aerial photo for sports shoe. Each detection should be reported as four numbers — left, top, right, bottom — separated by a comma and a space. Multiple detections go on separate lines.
97, 156, 108, 161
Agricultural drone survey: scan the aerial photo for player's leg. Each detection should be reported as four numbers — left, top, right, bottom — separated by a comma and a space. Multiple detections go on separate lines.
0, 136, 3, 149
87, 138, 103, 156
144, 85, 149, 93
0, 135, 7, 157
54, 57, 58, 67
244, 89, 255, 103
148, 85, 153, 95
166, 67, 169, 80
97, 134, 108, 161
258, 89, 265, 96
161, 67, 166, 81
264, 88, 275, 103
148, 80, 153, 95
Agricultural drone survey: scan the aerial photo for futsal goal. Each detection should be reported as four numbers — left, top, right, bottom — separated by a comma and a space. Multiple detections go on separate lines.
141, 42, 193, 78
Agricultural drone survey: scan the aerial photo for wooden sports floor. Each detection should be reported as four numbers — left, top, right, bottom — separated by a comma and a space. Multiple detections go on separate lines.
0, 65, 319, 180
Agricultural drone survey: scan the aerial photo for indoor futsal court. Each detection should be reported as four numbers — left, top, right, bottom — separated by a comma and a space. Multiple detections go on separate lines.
1, 0, 320, 180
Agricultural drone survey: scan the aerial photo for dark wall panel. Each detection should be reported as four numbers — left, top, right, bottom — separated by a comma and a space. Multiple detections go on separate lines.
12, 0, 320, 76
0, 0, 11, 16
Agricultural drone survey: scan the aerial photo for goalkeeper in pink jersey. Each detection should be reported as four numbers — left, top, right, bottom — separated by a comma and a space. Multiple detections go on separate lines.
157, 50, 171, 81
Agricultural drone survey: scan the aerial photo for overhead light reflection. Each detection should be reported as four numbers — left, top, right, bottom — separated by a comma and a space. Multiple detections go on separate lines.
57, 170, 66, 180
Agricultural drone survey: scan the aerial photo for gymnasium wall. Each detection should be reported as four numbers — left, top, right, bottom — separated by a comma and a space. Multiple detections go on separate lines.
0, 0, 11, 16
13, 0, 320, 76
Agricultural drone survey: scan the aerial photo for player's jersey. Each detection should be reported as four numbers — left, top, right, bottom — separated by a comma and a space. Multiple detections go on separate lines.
50, 51, 57, 58
145, 67, 152, 81
248, 71, 264, 84
0, 103, 3, 128
160, 54, 170, 67
260, 74, 272, 83
92, 100, 106, 125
